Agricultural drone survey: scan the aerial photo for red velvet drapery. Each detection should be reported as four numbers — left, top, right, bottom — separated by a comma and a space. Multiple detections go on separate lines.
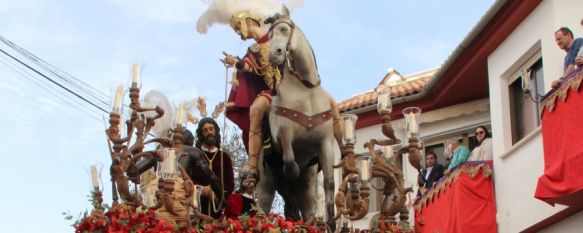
414, 162, 496, 233
535, 68, 583, 206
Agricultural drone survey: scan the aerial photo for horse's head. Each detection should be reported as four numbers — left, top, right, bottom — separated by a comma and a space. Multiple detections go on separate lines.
266, 5, 321, 88
266, 6, 293, 65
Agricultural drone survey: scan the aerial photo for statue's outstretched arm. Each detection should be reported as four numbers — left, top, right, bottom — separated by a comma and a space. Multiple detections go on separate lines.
135, 156, 158, 174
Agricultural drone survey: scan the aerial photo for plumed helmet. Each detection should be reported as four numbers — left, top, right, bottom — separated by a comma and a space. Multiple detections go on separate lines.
195, 0, 303, 34
229, 10, 262, 37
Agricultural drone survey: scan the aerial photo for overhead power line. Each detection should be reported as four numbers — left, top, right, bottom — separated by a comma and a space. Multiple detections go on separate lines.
0, 53, 102, 121
0, 36, 110, 104
0, 35, 154, 137
0, 47, 110, 114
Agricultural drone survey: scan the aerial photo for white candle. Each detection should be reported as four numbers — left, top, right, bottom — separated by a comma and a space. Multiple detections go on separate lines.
112, 84, 124, 113
144, 186, 154, 207
166, 149, 176, 175
344, 118, 354, 142
118, 115, 124, 134
131, 63, 139, 85
90, 165, 99, 191
383, 145, 393, 159
359, 158, 370, 181
192, 185, 199, 209
408, 112, 418, 134
176, 102, 185, 125
379, 94, 388, 112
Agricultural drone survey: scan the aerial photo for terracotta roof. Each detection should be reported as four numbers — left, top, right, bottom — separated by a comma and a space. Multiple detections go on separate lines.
338, 68, 437, 113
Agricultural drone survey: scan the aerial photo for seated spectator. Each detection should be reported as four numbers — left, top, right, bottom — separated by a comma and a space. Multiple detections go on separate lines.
418, 151, 445, 195
444, 139, 470, 175
469, 126, 493, 161
224, 170, 257, 220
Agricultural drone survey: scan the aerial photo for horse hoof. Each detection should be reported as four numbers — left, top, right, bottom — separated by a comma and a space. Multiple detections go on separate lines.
283, 162, 300, 179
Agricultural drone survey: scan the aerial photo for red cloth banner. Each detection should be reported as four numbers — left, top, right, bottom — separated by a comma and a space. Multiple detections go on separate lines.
535, 70, 583, 206
415, 162, 497, 233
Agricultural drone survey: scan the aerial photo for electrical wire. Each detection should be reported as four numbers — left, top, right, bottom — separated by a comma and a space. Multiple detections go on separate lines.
0, 54, 102, 121
0, 36, 110, 106
0, 47, 110, 114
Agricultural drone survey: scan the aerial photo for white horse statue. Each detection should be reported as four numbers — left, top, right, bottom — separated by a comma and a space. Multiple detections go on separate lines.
256, 6, 336, 228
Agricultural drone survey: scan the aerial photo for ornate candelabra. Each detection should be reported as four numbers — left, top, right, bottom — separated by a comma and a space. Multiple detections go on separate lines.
106, 68, 164, 205
334, 81, 421, 231
103, 64, 200, 228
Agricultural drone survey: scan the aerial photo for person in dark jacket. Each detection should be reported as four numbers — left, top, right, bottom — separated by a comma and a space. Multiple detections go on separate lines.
418, 151, 445, 195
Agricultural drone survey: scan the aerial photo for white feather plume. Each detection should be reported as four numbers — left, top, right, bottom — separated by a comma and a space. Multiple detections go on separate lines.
142, 90, 175, 139
196, 0, 304, 34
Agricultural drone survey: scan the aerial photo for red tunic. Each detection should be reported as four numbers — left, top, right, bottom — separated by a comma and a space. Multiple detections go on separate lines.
226, 33, 271, 150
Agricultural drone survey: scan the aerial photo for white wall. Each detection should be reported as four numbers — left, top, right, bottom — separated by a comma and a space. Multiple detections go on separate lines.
487, 0, 583, 232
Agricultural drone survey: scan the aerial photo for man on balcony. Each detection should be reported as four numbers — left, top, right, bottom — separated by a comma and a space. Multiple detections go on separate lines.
418, 151, 445, 196
552, 27, 583, 89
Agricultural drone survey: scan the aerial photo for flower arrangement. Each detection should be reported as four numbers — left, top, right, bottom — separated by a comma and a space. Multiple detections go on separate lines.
72, 198, 322, 233
74, 203, 177, 233
71, 194, 415, 233
201, 213, 321, 233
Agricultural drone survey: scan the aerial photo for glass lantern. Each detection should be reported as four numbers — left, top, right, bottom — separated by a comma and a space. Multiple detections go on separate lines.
129, 63, 142, 88
402, 107, 422, 142
175, 102, 186, 128
375, 83, 392, 114
357, 155, 371, 182
110, 84, 125, 115
140, 168, 157, 207
158, 148, 179, 181
339, 214, 350, 229
341, 114, 358, 145
86, 163, 104, 193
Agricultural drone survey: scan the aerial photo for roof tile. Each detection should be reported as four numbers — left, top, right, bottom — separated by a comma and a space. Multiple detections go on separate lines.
338, 69, 437, 113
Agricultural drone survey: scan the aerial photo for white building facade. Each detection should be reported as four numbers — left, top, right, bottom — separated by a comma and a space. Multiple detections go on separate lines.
335, 0, 583, 232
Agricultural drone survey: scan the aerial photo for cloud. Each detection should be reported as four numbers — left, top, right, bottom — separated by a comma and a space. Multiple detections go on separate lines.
107, 0, 206, 24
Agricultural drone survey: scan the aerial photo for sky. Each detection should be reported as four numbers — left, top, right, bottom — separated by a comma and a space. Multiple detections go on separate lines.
0, 0, 494, 232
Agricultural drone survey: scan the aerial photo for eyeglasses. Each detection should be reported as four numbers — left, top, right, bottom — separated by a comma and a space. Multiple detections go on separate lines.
475, 131, 485, 135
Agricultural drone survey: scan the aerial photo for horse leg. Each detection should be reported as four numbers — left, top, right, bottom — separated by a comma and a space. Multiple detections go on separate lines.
256, 160, 276, 214
295, 165, 317, 221
276, 181, 302, 220
320, 138, 337, 230
279, 129, 299, 179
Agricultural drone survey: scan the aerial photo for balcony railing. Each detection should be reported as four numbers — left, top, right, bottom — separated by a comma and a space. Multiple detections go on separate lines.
535, 66, 583, 206
414, 161, 496, 233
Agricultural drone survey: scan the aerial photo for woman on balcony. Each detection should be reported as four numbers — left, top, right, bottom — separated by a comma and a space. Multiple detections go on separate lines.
469, 126, 493, 161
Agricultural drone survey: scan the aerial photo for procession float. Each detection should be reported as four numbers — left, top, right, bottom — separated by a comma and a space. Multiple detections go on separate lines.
72, 1, 421, 232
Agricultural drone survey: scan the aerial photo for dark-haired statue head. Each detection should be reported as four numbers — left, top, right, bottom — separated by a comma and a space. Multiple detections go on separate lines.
195, 117, 222, 149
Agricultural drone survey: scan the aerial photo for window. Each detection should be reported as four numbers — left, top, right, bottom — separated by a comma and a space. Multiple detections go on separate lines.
508, 58, 543, 144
